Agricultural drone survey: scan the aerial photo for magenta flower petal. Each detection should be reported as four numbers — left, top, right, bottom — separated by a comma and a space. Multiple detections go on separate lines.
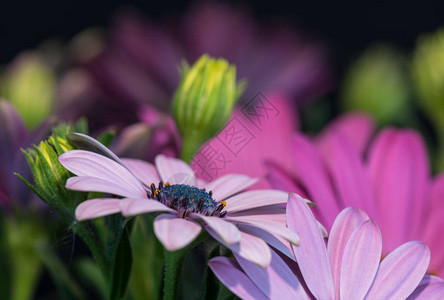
204, 174, 258, 201
191, 214, 241, 245
119, 198, 175, 216
208, 228, 271, 268
327, 207, 369, 297
66, 176, 142, 199
208, 257, 267, 300
238, 224, 294, 259
366, 241, 430, 299
324, 112, 375, 155
265, 161, 307, 197
225, 190, 288, 213
59, 150, 146, 197
154, 154, 195, 184
286, 193, 334, 299
229, 205, 286, 224
153, 214, 202, 251
226, 215, 300, 245
291, 134, 340, 228
339, 220, 382, 299
234, 250, 309, 299
407, 275, 444, 300
367, 129, 429, 251
120, 158, 160, 186
317, 131, 376, 217
75, 199, 121, 221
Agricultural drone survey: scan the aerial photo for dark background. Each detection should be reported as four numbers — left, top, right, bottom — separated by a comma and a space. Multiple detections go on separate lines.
1, 0, 444, 72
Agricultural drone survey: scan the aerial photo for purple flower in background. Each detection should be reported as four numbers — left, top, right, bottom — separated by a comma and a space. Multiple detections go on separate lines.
58, 136, 301, 267
60, 2, 331, 129
0, 100, 51, 210
267, 112, 444, 276
209, 194, 443, 299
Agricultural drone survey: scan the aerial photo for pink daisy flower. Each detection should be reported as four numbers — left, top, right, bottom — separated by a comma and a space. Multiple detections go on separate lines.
209, 194, 444, 299
58, 134, 300, 267
267, 112, 444, 275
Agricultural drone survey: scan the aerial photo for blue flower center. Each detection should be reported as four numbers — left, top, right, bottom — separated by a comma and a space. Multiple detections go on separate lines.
150, 182, 227, 218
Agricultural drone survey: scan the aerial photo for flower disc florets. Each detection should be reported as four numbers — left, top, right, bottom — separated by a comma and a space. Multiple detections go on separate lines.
150, 182, 226, 218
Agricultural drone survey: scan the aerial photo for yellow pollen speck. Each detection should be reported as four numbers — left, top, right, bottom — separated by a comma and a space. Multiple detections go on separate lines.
165, 182, 170, 187
155, 189, 160, 195
220, 200, 227, 207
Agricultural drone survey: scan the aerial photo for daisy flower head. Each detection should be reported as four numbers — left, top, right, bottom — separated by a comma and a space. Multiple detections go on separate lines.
58, 133, 300, 267
209, 194, 444, 300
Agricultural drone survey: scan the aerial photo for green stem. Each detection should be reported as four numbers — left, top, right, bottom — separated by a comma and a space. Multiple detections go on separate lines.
180, 135, 205, 164
71, 222, 110, 283
163, 249, 186, 300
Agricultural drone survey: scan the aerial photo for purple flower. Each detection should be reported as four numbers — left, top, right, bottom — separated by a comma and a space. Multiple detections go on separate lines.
209, 194, 444, 299
61, 3, 331, 129
58, 138, 301, 267
267, 112, 444, 275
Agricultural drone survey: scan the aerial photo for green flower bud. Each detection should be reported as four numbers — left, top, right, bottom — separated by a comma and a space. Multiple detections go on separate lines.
172, 54, 245, 162
17, 122, 87, 219
341, 45, 410, 125
1, 52, 55, 129
412, 29, 444, 128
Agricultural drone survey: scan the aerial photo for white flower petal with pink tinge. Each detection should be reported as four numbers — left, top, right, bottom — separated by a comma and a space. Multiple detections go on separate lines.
59, 150, 145, 197
119, 198, 175, 216
191, 214, 241, 245
121, 158, 160, 186
287, 193, 334, 299
204, 174, 258, 201
365, 241, 430, 299
234, 251, 309, 299
225, 190, 288, 213
327, 207, 369, 299
226, 215, 300, 245
208, 257, 267, 300
340, 220, 382, 299
155, 154, 196, 185
154, 214, 201, 251
76, 199, 121, 221
66, 176, 142, 199
207, 228, 271, 268
407, 275, 444, 300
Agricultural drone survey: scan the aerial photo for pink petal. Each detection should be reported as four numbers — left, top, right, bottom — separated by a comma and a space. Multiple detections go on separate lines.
317, 131, 376, 217
340, 220, 382, 299
327, 207, 369, 298
286, 193, 334, 299
225, 190, 288, 213
368, 129, 430, 251
407, 275, 444, 300
190, 214, 241, 245
226, 215, 300, 245
208, 257, 267, 300
66, 176, 143, 199
154, 154, 195, 185
234, 250, 309, 299
208, 228, 271, 268
291, 134, 340, 229
265, 161, 308, 197
238, 223, 294, 259
75, 199, 122, 221
325, 112, 375, 155
153, 214, 202, 251
119, 198, 175, 216
120, 158, 160, 186
365, 241, 430, 299
192, 95, 298, 189
228, 204, 286, 224
59, 150, 146, 197
422, 174, 444, 274
204, 174, 258, 201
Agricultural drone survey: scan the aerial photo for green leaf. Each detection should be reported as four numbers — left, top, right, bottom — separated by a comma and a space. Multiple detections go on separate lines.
109, 227, 133, 300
